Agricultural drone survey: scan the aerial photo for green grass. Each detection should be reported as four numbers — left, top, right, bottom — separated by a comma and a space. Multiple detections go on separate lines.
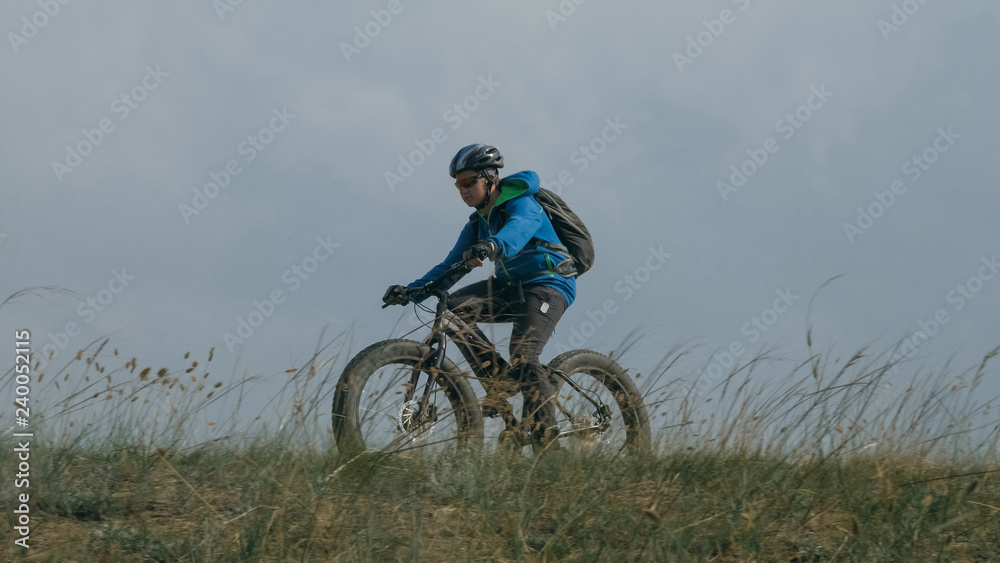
3, 335, 1000, 561
4, 440, 1000, 561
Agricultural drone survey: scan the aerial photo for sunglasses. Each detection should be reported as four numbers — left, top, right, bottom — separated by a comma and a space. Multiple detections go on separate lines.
455, 172, 486, 190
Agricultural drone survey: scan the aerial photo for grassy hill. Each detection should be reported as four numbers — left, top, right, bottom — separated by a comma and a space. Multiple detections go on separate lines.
3, 340, 999, 561
4, 441, 1000, 561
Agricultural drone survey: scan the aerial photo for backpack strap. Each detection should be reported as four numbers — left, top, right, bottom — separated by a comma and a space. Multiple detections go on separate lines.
530, 238, 570, 256
483, 201, 578, 279
514, 238, 578, 278
494, 201, 572, 256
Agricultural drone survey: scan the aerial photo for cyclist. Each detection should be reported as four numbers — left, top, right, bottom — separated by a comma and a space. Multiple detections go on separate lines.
383, 143, 577, 449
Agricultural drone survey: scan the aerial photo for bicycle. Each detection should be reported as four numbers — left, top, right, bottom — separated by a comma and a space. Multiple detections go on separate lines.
332, 261, 651, 456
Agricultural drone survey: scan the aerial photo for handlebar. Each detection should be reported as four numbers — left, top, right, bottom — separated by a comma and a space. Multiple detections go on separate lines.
382, 261, 472, 308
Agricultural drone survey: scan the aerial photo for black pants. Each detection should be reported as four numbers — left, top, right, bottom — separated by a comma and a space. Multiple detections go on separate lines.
447, 279, 569, 447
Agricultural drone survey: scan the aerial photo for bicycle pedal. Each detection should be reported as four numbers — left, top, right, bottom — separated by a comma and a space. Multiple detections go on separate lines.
481, 398, 513, 419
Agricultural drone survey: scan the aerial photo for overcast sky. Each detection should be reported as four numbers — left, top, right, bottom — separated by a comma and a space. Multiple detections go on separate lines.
3, 1, 999, 432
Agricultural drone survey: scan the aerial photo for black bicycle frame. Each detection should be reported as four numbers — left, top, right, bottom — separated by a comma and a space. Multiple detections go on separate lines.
394, 262, 511, 410
397, 262, 610, 433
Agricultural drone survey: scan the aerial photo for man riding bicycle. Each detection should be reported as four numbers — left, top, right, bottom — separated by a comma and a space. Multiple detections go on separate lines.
383, 143, 576, 449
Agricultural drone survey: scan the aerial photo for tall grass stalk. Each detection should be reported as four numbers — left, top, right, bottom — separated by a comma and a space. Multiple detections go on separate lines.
2, 329, 999, 561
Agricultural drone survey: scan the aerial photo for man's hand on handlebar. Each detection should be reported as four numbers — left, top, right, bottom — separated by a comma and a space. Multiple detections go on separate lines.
382, 261, 473, 308
462, 240, 496, 269
382, 285, 410, 307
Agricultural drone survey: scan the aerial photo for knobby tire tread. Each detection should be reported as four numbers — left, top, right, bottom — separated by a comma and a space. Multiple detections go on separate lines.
549, 349, 652, 453
332, 338, 484, 456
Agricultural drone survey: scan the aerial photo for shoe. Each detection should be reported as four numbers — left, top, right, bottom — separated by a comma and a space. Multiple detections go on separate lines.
481, 395, 513, 419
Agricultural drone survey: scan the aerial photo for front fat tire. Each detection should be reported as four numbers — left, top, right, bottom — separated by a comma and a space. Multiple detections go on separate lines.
332, 339, 484, 457
548, 349, 652, 454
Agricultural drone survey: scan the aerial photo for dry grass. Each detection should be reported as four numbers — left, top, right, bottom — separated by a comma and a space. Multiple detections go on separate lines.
4, 442, 1000, 561
2, 330, 1000, 561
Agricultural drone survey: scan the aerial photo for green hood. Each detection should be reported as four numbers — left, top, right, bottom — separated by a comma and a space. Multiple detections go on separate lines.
476, 176, 532, 219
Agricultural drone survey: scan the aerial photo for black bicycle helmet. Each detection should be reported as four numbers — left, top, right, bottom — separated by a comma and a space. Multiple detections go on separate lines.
449, 144, 504, 178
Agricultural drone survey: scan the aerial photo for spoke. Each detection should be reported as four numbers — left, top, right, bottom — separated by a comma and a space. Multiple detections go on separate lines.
550, 372, 627, 452
355, 361, 461, 453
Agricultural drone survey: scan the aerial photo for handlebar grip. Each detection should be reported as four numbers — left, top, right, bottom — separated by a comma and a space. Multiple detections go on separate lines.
382, 285, 411, 308
383, 287, 412, 308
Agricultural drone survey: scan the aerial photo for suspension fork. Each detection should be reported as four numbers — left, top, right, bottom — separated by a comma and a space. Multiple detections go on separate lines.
400, 334, 445, 422
404, 290, 452, 416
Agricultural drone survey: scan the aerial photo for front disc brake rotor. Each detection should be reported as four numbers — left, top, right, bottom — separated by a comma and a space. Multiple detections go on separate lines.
397, 400, 438, 435
398, 400, 422, 434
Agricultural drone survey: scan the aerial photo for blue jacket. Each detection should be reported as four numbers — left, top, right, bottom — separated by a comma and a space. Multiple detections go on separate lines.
407, 171, 576, 307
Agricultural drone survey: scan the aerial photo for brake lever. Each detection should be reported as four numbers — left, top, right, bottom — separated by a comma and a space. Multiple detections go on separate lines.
382, 289, 413, 308
382, 262, 468, 309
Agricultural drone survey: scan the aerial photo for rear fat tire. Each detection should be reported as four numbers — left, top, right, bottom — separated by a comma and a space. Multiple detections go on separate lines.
332, 339, 484, 456
547, 349, 652, 454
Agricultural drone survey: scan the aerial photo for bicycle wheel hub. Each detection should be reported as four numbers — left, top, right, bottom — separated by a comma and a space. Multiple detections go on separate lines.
397, 400, 436, 434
